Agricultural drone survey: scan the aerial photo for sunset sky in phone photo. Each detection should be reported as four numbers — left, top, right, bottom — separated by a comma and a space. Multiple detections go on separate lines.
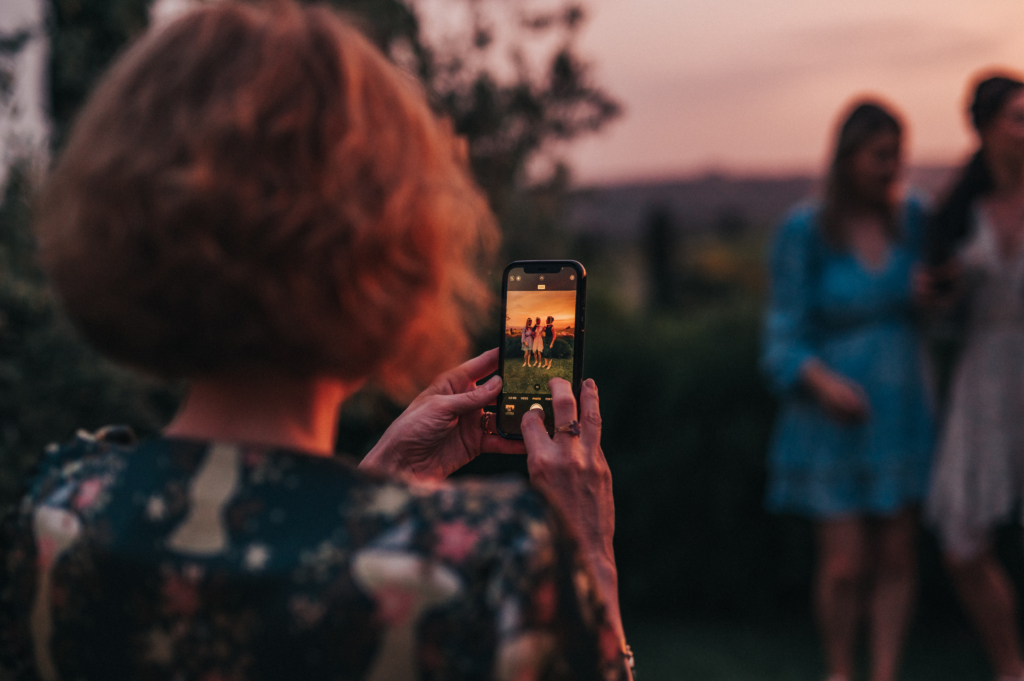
505, 291, 577, 334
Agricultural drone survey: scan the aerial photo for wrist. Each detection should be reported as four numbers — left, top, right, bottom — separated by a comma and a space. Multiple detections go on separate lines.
360, 438, 403, 477
585, 551, 627, 642
588, 552, 619, 594
800, 359, 832, 395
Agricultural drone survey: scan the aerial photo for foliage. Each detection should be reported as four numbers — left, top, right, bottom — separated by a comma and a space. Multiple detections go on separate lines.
49, 0, 151, 147
550, 337, 572, 358
586, 302, 789, 615
341, 0, 621, 206
47, 0, 619, 207
0, 169, 180, 505
504, 334, 524, 358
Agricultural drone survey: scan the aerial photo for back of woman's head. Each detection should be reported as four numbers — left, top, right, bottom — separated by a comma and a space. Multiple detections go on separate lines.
929, 72, 1024, 263
36, 1, 498, 396
821, 100, 902, 246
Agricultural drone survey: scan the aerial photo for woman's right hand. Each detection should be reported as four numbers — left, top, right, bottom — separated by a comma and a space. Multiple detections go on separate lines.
520, 377, 626, 646
521, 377, 613, 562
802, 361, 869, 424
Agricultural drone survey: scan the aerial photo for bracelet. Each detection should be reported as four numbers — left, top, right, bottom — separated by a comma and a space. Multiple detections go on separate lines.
622, 642, 635, 677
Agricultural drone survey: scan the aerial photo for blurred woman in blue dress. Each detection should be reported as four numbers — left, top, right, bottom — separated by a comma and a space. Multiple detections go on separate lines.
763, 102, 934, 681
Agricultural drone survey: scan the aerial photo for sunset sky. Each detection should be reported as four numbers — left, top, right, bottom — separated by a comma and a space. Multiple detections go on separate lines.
560, 0, 1024, 185
506, 291, 577, 333
4, 0, 1024, 194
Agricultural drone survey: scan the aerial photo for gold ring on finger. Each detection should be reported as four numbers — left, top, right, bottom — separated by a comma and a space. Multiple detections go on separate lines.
480, 412, 494, 435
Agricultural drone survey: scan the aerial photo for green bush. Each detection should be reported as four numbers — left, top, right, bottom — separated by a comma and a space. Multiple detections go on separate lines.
550, 338, 573, 359
583, 302, 793, 616
504, 334, 524, 358
0, 172, 181, 508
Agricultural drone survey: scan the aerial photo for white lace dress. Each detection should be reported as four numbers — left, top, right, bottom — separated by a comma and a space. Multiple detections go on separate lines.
927, 209, 1024, 559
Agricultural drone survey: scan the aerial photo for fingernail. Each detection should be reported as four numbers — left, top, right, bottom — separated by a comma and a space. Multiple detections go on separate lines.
486, 375, 501, 387
585, 378, 596, 389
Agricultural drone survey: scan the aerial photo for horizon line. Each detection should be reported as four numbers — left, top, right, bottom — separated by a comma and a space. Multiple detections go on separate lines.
567, 159, 965, 191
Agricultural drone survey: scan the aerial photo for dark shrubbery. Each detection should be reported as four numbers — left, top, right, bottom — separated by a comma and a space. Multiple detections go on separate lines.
583, 302, 798, 617
504, 334, 524, 358
551, 338, 573, 359
0, 173, 180, 505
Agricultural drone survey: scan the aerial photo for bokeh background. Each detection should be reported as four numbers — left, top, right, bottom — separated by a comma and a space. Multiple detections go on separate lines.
2, 0, 1024, 678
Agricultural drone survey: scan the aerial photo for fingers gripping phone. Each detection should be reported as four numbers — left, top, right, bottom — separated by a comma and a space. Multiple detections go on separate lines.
496, 260, 586, 439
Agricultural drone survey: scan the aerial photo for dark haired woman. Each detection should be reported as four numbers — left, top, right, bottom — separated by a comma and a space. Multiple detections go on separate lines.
763, 101, 933, 681
542, 316, 556, 370
923, 74, 1024, 681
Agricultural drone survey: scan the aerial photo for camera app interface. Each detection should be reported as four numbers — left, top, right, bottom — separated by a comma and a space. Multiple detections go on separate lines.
499, 266, 577, 435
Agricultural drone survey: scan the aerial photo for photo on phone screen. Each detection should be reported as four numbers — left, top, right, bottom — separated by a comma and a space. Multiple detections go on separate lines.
497, 261, 585, 438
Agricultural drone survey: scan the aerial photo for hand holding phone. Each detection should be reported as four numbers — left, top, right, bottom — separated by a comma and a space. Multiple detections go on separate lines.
520, 376, 627, 655
360, 349, 525, 481
496, 260, 586, 438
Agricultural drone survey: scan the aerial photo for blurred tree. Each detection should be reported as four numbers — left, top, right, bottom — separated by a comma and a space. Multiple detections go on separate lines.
643, 205, 676, 309
0, 168, 180, 505
49, 0, 151, 147
49, 0, 620, 206
715, 206, 749, 242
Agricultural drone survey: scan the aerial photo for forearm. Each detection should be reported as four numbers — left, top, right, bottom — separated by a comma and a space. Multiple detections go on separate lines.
589, 553, 626, 643
799, 358, 830, 394
593, 555, 634, 681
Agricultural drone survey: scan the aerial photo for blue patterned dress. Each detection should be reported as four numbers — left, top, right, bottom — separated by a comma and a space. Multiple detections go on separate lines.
0, 430, 626, 681
762, 198, 935, 518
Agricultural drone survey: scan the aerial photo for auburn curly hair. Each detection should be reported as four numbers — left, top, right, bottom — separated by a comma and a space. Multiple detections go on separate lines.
36, 1, 498, 397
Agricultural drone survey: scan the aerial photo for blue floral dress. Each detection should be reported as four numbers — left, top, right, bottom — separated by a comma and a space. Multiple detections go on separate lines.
0, 429, 626, 681
762, 198, 934, 518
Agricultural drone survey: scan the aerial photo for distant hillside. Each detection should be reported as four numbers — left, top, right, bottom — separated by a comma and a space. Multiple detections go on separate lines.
566, 165, 957, 241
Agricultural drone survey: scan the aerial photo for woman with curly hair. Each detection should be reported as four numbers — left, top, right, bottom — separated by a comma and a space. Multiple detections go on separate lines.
0, 4, 631, 681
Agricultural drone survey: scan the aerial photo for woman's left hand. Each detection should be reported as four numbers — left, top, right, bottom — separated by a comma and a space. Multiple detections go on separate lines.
359, 349, 525, 481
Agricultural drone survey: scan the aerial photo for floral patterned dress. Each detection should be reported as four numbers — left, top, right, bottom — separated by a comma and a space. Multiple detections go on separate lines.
0, 429, 626, 681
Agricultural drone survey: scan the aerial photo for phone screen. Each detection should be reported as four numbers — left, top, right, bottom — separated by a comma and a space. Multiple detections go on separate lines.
497, 263, 583, 437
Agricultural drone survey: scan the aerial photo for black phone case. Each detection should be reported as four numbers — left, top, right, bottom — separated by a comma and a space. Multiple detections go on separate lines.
495, 260, 586, 439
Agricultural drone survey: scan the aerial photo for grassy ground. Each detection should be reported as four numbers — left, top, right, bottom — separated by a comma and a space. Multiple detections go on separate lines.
627, 618, 991, 681
503, 357, 573, 393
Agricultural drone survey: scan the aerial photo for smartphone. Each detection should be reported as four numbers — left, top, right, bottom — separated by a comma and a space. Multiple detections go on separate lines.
496, 260, 586, 439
